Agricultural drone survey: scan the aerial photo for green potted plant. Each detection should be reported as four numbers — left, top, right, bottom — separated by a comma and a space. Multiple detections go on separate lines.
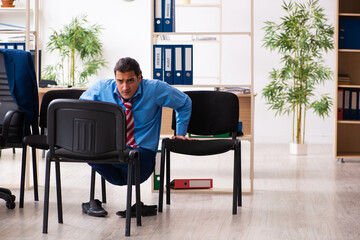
262, 0, 334, 154
43, 14, 107, 87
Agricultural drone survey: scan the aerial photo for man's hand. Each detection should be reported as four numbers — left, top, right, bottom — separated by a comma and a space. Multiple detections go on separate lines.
171, 135, 195, 140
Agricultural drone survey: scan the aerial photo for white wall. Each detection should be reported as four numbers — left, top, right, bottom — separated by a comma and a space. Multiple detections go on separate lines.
39, 0, 336, 144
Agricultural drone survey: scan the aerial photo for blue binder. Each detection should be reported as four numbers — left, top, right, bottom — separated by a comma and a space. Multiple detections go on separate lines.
15, 43, 25, 50
153, 45, 164, 81
0, 43, 6, 49
163, 0, 175, 32
173, 45, 183, 85
343, 89, 351, 120
164, 45, 174, 85
350, 90, 358, 120
154, 0, 163, 32
339, 17, 360, 50
183, 45, 193, 85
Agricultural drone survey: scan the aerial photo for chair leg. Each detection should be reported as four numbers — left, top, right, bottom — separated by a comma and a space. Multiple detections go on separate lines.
42, 157, 51, 234
135, 157, 141, 226
166, 149, 171, 205
20, 144, 27, 208
90, 168, 96, 200
232, 145, 239, 215
238, 141, 242, 207
12, 148, 15, 154
101, 177, 107, 203
31, 147, 39, 201
55, 161, 63, 224
125, 162, 133, 237
158, 145, 166, 212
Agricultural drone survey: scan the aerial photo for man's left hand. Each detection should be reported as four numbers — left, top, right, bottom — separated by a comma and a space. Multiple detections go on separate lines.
171, 135, 195, 140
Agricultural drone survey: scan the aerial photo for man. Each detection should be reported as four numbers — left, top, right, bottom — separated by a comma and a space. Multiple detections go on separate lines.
80, 57, 192, 217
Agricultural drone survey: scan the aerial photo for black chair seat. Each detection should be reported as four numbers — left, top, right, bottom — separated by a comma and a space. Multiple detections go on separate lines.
164, 138, 235, 156
23, 135, 48, 149
53, 148, 130, 162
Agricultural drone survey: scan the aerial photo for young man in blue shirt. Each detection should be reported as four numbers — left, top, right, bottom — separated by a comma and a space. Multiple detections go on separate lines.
80, 57, 192, 217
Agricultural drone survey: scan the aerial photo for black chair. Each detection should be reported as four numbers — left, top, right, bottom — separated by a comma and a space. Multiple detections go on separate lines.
42, 99, 141, 237
20, 89, 90, 208
158, 91, 242, 214
0, 50, 38, 209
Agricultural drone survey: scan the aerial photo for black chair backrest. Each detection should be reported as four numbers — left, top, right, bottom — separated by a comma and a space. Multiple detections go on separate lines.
47, 99, 127, 155
0, 52, 22, 134
172, 91, 239, 136
39, 89, 85, 129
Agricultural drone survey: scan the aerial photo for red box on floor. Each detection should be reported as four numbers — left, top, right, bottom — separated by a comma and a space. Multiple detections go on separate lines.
170, 179, 213, 189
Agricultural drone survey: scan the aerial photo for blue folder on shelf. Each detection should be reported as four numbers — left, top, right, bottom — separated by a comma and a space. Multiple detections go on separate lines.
350, 90, 358, 120
183, 45, 193, 85
343, 89, 351, 120
153, 44, 164, 81
154, 0, 163, 32
174, 45, 183, 85
164, 45, 174, 85
163, 0, 175, 32
339, 17, 360, 50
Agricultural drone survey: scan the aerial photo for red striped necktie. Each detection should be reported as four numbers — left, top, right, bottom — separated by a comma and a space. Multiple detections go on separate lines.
119, 97, 138, 148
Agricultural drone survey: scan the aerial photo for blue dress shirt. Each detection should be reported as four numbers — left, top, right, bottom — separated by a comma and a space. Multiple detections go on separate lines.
80, 78, 192, 152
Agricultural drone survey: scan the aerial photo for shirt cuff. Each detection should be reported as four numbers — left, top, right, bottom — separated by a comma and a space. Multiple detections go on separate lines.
176, 124, 188, 136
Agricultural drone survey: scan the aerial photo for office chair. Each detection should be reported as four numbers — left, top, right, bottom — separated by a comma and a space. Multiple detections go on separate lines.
0, 49, 38, 209
158, 91, 242, 214
20, 89, 97, 208
42, 99, 141, 237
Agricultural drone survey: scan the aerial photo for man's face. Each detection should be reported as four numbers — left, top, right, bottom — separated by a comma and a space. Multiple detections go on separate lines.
115, 70, 141, 100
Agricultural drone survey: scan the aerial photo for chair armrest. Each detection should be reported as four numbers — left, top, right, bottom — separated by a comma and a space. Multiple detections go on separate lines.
1, 109, 24, 145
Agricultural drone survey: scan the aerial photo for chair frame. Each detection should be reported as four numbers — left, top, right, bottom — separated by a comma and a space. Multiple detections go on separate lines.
42, 99, 141, 237
158, 91, 242, 214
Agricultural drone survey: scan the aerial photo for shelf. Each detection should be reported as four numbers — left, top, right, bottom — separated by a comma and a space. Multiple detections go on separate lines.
0, 8, 33, 13
0, 30, 36, 34
336, 153, 360, 159
338, 120, 360, 124
339, 13, 360, 17
339, 49, 360, 53
175, 4, 221, 8
153, 32, 252, 36
338, 84, 360, 88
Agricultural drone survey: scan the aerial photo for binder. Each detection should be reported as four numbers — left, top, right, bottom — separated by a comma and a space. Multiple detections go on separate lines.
338, 89, 343, 120
15, 42, 25, 50
170, 179, 213, 189
343, 89, 351, 120
153, 44, 164, 81
350, 90, 358, 120
0, 43, 6, 49
339, 17, 360, 50
173, 45, 183, 85
163, 45, 174, 85
163, 0, 175, 32
183, 45, 193, 85
154, 0, 163, 32
6, 43, 15, 49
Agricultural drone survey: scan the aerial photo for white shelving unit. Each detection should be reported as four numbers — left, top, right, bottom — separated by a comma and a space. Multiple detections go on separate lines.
151, 0, 254, 194
0, 0, 40, 77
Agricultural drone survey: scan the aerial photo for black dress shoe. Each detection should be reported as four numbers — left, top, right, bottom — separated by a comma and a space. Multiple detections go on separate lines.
82, 199, 108, 217
116, 202, 157, 218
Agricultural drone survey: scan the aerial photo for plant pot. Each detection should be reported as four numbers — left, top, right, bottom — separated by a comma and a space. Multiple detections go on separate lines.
289, 142, 307, 155
1, 0, 15, 8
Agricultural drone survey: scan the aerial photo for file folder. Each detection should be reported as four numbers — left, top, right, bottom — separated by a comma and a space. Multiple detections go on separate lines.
338, 89, 343, 120
153, 44, 164, 81
154, 0, 163, 32
350, 90, 357, 120
164, 45, 174, 85
170, 179, 213, 189
173, 45, 183, 85
15, 43, 25, 50
0, 43, 6, 49
163, 0, 175, 32
339, 17, 360, 50
6, 43, 15, 49
183, 45, 193, 85
343, 89, 351, 120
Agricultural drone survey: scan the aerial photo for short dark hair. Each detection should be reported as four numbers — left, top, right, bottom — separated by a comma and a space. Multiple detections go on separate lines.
113, 57, 142, 78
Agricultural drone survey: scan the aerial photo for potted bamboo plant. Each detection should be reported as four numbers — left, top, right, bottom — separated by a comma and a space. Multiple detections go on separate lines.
262, 0, 334, 155
43, 14, 106, 87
